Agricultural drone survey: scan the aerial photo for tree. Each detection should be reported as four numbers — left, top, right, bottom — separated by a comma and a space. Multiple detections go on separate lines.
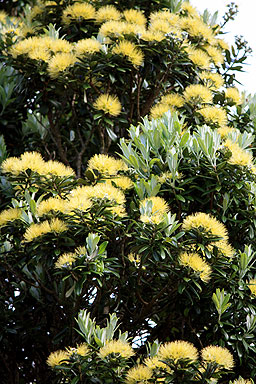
0, 1, 256, 383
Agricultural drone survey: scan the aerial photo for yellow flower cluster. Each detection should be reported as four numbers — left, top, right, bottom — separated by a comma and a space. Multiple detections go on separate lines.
93, 93, 122, 116
62, 3, 96, 24
180, 17, 214, 43
225, 87, 241, 105
150, 93, 184, 119
182, 212, 228, 242
224, 139, 253, 167
113, 40, 144, 66
0, 208, 22, 228
37, 197, 66, 217
247, 279, 256, 296
123, 9, 146, 26
199, 71, 224, 90
55, 252, 77, 269
95, 5, 121, 23
201, 345, 234, 370
198, 106, 227, 127
47, 343, 89, 367
204, 45, 224, 66
98, 340, 135, 359
87, 154, 128, 177
105, 176, 133, 191
126, 365, 152, 383
179, 252, 212, 282
2, 152, 75, 177
140, 196, 169, 225
186, 47, 211, 69
158, 340, 199, 363
232, 378, 253, 384
75, 38, 101, 57
183, 84, 213, 104
24, 218, 68, 242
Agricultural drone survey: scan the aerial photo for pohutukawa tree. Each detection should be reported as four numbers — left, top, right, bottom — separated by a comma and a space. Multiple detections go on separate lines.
0, 1, 256, 383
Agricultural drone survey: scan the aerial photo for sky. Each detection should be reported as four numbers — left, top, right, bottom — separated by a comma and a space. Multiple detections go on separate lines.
190, 0, 256, 95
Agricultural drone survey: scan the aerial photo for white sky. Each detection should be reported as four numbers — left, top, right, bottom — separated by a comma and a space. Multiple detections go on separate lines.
190, 0, 256, 95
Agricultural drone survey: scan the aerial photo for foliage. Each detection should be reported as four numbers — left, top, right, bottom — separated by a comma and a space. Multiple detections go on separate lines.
1, 1, 256, 384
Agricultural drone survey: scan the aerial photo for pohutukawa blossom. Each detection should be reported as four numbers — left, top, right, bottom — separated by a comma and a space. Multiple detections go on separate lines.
182, 212, 228, 242
47, 53, 77, 78
87, 154, 128, 177
225, 87, 241, 105
106, 176, 133, 190
150, 103, 171, 119
95, 5, 121, 23
55, 253, 78, 269
93, 93, 122, 116
224, 139, 253, 167
158, 340, 199, 363
198, 106, 227, 126
75, 39, 101, 57
199, 71, 224, 90
98, 340, 135, 359
113, 40, 144, 66
24, 218, 68, 242
37, 197, 66, 216
140, 196, 169, 224
204, 45, 224, 66
47, 350, 70, 367
0, 208, 22, 227
126, 364, 152, 383
183, 84, 213, 104
179, 252, 212, 282
123, 9, 147, 26
62, 3, 96, 24
185, 47, 211, 69
247, 279, 256, 296
201, 345, 234, 370
66, 343, 90, 357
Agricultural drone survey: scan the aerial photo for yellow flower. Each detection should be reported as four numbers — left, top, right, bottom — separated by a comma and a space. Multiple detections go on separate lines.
113, 40, 144, 66
99, 340, 135, 359
0, 208, 22, 227
180, 2, 199, 18
214, 38, 229, 51
47, 53, 77, 78
123, 9, 147, 26
99, 20, 127, 37
62, 3, 96, 24
161, 93, 185, 108
183, 84, 213, 104
37, 197, 66, 216
95, 5, 121, 23
94, 93, 121, 116
47, 350, 70, 367
49, 39, 73, 54
126, 365, 152, 383
158, 340, 198, 363
204, 45, 224, 66
199, 71, 224, 90
183, 212, 228, 242
87, 154, 128, 177
28, 48, 51, 62
144, 356, 167, 370
217, 126, 236, 138
71, 184, 125, 206
110, 205, 126, 217
180, 17, 214, 42
140, 30, 165, 42
24, 218, 68, 242
248, 279, 256, 296
186, 47, 211, 69
75, 38, 101, 57
225, 87, 241, 105
214, 240, 234, 258
140, 196, 169, 224
201, 345, 234, 370
1, 152, 46, 175
198, 106, 227, 126
44, 160, 75, 177
179, 252, 212, 282
232, 378, 253, 384
128, 252, 141, 265
67, 343, 90, 357
0, 11, 8, 23
224, 139, 253, 167
107, 176, 133, 190
150, 103, 171, 119
65, 196, 92, 214
150, 19, 180, 36
55, 252, 77, 269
